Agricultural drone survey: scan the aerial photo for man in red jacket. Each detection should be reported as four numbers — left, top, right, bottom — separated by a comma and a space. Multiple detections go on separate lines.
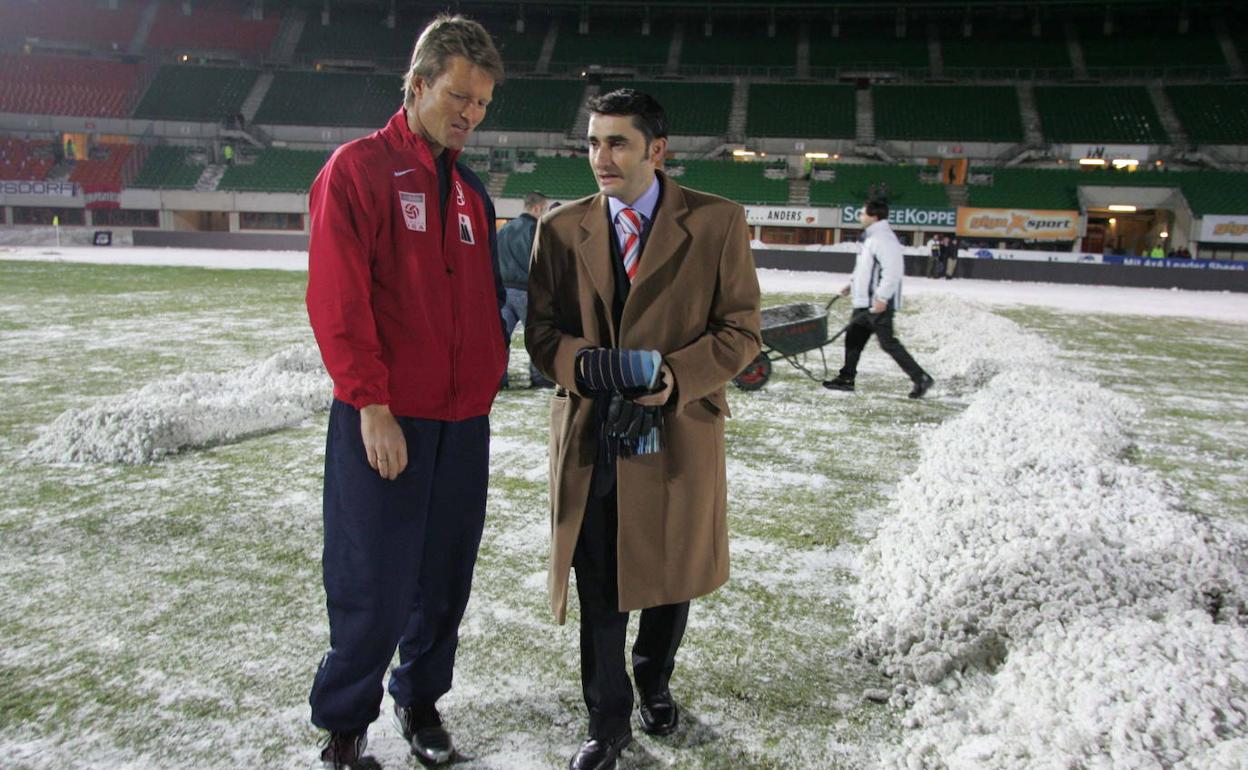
304, 15, 506, 770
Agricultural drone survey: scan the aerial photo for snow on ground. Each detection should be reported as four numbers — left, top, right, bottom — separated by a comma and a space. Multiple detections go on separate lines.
858, 296, 1248, 768
25, 344, 329, 463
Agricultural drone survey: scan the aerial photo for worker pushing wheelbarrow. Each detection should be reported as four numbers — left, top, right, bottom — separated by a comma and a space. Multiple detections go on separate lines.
732, 295, 852, 390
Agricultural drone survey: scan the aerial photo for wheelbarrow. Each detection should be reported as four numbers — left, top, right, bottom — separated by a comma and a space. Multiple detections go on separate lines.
733, 295, 851, 391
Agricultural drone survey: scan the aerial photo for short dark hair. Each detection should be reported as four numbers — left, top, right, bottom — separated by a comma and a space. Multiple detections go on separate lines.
865, 199, 889, 220
586, 89, 668, 144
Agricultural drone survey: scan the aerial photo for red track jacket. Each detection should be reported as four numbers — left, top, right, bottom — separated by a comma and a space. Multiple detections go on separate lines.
306, 109, 505, 421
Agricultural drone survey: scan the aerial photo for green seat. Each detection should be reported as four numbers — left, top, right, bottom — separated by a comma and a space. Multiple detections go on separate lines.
941, 22, 1072, 79
479, 79, 585, 133
133, 65, 259, 122
746, 83, 855, 139
681, 20, 797, 70
255, 71, 397, 128
1033, 86, 1168, 144
967, 167, 1248, 217
809, 24, 928, 76
809, 164, 950, 210
1079, 20, 1226, 75
1165, 85, 1248, 146
132, 146, 204, 190
599, 80, 732, 136
502, 156, 597, 200
294, 13, 417, 63
551, 22, 671, 69
667, 160, 788, 205
218, 148, 329, 193
875, 86, 1023, 143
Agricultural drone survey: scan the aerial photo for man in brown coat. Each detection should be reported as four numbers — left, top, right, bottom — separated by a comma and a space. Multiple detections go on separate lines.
526, 89, 762, 770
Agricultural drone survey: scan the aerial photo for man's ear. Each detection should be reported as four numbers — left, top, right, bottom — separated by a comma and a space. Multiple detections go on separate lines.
649, 137, 668, 164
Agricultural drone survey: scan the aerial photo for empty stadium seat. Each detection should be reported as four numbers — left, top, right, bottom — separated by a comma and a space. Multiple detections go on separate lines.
809, 164, 951, 209
0, 54, 139, 118
667, 160, 788, 205
255, 71, 398, 127
132, 145, 205, 189
502, 156, 596, 200
809, 24, 929, 75
146, 1, 280, 55
68, 142, 135, 187
294, 11, 419, 63
1033, 86, 1169, 144
875, 85, 1023, 143
746, 83, 855, 140
1165, 85, 1248, 146
1078, 20, 1227, 75
0, 0, 140, 51
940, 21, 1073, 79
133, 65, 259, 122
598, 80, 732, 136
479, 79, 585, 133
967, 166, 1248, 217
217, 148, 329, 193
0, 137, 55, 181
551, 21, 671, 68
681, 19, 797, 70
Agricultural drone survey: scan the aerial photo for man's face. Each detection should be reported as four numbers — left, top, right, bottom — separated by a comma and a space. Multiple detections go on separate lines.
409, 55, 495, 155
587, 113, 665, 205
858, 206, 878, 228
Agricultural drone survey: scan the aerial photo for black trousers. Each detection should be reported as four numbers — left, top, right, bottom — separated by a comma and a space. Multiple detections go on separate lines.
573, 485, 689, 740
839, 309, 927, 383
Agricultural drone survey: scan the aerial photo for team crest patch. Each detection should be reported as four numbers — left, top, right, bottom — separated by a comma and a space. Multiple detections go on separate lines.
398, 191, 426, 232
458, 212, 475, 244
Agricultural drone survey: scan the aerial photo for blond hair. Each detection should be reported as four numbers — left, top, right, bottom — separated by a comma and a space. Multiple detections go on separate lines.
402, 14, 504, 108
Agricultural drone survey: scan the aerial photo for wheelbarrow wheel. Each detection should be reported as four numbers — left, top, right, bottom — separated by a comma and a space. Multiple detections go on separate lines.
733, 353, 772, 391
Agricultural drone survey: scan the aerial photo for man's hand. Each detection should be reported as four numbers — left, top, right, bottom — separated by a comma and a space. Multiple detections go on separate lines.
634, 363, 674, 406
839, 284, 851, 297
870, 299, 887, 314
360, 404, 407, 480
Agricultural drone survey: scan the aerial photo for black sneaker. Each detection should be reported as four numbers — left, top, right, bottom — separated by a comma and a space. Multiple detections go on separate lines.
395, 703, 454, 766
822, 376, 855, 392
909, 373, 934, 399
319, 732, 379, 770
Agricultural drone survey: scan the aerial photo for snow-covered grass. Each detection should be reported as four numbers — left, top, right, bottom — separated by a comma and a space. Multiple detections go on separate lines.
1, 255, 1245, 769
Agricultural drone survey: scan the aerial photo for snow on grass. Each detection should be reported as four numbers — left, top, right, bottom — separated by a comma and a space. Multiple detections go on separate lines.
25, 345, 330, 463
855, 297, 1248, 767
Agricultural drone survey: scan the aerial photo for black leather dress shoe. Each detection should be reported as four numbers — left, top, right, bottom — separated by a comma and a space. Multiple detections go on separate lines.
638, 689, 679, 736
568, 732, 632, 770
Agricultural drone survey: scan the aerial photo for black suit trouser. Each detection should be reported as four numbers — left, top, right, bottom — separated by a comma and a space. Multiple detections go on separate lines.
573, 484, 689, 740
838, 309, 927, 383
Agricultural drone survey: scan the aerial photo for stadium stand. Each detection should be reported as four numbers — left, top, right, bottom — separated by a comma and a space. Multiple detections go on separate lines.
502, 155, 596, 199
1165, 85, 1248, 146
485, 16, 548, 70
294, 10, 418, 63
478, 78, 585, 133
217, 148, 329, 193
667, 160, 789, 205
809, 164, 951, 209
68, 142, 136, 187
550, 20, 671, 70
133, 65, 259, 122
967, 166, 1248, 217
874, 85, 1024, 143
1077, 19, 1227, 76
599, 80, 733, 136
0, 0, 141, 51
0, 54, 140, 119
254, 71, 398, 128
940, 20, 1073, 79
808, 23, 929, 76
1032, 86, 1169, 144
681, 19, 797, 71
745, 83, 855, 139
0, 137, 55, 181
146, 1, 280, 55
131, 145, 204, 190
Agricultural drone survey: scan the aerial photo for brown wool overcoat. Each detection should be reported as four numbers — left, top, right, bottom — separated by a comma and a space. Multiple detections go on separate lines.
525, 172, 763, 623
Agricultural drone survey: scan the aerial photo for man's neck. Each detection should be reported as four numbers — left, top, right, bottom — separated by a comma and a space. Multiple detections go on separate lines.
406, 109, 444, 157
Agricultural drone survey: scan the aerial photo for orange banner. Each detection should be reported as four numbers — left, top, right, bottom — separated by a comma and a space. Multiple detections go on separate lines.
956, 208, 1080, 240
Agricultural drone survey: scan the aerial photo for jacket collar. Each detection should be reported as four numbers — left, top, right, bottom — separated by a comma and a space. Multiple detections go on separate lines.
576, 170, 692, 343
382, 108, 462, 172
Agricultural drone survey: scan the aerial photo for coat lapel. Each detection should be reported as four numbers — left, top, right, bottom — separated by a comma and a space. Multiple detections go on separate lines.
575, 194, 617, 343
621, 172, 691, 336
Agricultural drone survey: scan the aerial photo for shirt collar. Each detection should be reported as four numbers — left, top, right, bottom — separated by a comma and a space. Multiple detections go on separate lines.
607, 173, 661, 225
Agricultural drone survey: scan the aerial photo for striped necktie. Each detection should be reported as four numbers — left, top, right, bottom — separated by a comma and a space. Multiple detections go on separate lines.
615, 207, 643, 283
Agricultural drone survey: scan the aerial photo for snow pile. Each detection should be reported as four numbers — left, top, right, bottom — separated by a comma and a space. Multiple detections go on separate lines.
854, 298, 1248, 767
26, 345, 331, 463
905, 296, 1058, 394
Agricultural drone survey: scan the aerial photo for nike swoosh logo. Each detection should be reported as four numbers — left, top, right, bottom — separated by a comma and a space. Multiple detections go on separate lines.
393, 168, 416, 177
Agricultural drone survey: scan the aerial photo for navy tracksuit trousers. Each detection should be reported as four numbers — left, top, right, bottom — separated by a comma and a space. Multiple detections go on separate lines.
309, 399, 489, 733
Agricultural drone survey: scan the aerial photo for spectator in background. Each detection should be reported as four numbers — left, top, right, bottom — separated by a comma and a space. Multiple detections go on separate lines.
222, 144, 234, 166
496, 190, 553, 388
1149, 244, 1164, 259
926, 235, 941, 278
944, 236, 959, 279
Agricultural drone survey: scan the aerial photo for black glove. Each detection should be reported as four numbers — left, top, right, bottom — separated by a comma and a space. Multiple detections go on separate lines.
604, 393, 664, 458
